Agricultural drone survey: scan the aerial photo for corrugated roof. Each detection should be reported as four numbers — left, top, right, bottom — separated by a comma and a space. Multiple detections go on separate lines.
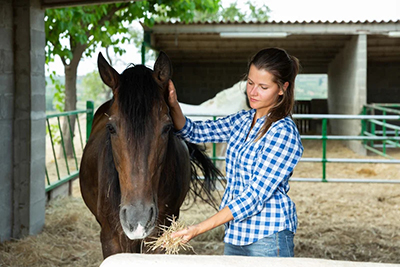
154, 20, 400, 25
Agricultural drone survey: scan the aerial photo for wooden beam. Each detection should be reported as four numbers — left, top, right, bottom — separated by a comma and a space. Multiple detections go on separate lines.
42, 0, 135, 8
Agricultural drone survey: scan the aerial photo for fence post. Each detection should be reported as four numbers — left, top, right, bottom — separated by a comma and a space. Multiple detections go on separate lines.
322, 118, 327, 182
86, 100, 94, 142
361, 106, 367, 146
382, 109, 387, 156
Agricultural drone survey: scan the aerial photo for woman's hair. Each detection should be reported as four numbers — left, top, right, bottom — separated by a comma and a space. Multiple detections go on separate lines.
245, 47, 300, 140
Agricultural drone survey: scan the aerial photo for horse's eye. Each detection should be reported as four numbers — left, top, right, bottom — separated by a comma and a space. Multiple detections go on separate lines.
107, 124, 116, 135
162, 125, 172, 135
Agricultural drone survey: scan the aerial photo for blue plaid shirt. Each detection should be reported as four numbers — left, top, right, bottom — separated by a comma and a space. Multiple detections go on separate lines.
177, 109, 303, 246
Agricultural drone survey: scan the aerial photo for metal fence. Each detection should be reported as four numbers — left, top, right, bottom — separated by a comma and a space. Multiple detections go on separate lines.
186, 111, 400, 184
45, 101, 94, 194
362, 103, 400, 158
44, 104, 400, 196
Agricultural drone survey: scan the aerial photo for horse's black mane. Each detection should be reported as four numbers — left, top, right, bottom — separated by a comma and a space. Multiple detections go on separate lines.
117, 65, 163, 138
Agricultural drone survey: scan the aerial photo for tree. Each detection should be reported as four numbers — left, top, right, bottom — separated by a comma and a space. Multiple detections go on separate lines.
194, 1, 270, 22
45, 0, 220, 156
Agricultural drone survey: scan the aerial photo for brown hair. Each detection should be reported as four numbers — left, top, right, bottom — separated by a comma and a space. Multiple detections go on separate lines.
245, 47, 300, 141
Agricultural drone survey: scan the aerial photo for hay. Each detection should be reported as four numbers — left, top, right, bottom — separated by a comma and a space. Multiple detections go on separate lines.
144, 216, 195, 255
0, 197, 102, 267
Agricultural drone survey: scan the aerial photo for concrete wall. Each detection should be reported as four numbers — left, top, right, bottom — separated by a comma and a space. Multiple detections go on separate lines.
172, 62, 246, 105
0, 0, 46, 242
0, 0, 14, 242
327, 34, 367, 155
367, 62, 400, 104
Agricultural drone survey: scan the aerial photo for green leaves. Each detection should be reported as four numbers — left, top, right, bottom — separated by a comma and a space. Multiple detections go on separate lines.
45, 0, 223, 68
48, 71, 65, 112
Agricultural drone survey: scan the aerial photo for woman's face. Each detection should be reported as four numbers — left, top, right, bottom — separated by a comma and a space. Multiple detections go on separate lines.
246, 64, 283, 117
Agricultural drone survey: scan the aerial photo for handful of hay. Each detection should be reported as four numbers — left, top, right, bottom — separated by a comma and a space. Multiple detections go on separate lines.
144, 216, 195, 254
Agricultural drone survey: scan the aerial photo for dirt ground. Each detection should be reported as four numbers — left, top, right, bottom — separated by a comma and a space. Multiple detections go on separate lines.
1, 140, 400, 266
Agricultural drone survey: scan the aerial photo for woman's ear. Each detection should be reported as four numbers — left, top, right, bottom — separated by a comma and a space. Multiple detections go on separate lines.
279, 81, 289, 95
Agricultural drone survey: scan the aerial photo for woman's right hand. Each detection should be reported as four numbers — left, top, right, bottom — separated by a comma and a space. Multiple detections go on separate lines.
168, 80, 179, 108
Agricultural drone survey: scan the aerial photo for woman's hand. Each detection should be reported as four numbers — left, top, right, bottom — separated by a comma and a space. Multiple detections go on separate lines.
168, 80, 179, 109
171, 224, 200, 243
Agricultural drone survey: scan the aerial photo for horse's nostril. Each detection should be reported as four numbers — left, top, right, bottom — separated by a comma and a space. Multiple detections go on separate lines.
149, 207, 154, 222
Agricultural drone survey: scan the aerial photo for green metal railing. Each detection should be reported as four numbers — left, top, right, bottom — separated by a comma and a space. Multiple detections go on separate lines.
362, 103, 400, 159
45, 101, 94, 193
186, 113, 400, 184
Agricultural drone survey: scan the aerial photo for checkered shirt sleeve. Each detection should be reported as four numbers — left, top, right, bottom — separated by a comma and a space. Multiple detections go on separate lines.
227, 124, 303, 223
176, 110, 248, 143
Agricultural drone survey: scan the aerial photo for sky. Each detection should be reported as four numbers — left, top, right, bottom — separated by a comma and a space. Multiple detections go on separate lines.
46, 0, 400, 76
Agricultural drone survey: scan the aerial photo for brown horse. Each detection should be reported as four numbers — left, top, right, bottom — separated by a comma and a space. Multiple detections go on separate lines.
79, 52, 221, 258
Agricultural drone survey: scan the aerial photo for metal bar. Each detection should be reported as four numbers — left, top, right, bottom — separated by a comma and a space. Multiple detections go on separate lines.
184, 113, 400, 120
361, 106, 367, 146
369, 119, 400, 131
45, 171, 79, 192
300, 157, 400, 164
57, 117, 70, 176
321, 119, 327, 182
382, 109, 387, 155
364, 145, 395, 159
46, 109, 89, 118
86, 101, 94, 142
46, 118, 61, 181
290, 177, 400, 184
371, 122, 376, 149
302, 135, 400, 141
371, 103, 400, 108
364, 104, 400, 115
199, 176, 400, 184
45, 167, 50, 186
67, 116, 79, 169
76, 114, 84, 150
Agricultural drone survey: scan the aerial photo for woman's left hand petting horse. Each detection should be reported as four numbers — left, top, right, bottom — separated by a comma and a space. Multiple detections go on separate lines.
79, 51, 221, 258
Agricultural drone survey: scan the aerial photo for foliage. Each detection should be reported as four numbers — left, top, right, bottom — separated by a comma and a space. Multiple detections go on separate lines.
82, 70, 109, 106
194, 1, 270, 22
45, 1, 221, 67
46, 123, 62, 145
48, 71, 65, 112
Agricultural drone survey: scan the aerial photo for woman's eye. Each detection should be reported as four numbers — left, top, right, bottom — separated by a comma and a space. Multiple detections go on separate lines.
261, 86, 268, 90
107, 124, 116, 135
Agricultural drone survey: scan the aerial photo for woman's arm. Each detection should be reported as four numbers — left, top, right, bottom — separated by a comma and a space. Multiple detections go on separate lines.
171, 206, 233, 242
167, 80, 244, 144
168, 80, 186, 131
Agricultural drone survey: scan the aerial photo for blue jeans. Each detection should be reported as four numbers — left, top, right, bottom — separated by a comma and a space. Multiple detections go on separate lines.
223, 230, 294, 257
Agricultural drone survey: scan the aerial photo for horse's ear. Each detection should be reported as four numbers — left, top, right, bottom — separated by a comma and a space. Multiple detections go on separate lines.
98, 52, 119, 93
153, 51, 173, 90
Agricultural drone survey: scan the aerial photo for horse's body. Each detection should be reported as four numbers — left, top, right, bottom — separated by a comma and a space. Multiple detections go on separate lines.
79, 52, 220, 258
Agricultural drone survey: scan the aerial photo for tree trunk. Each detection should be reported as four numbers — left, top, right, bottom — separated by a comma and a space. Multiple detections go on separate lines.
60, 43, 86, 158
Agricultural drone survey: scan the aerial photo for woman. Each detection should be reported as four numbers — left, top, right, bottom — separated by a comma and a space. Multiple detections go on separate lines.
168, 48, 304, 257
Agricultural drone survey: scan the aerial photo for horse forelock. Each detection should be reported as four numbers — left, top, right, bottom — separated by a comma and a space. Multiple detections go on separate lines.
116, 65, 164, 138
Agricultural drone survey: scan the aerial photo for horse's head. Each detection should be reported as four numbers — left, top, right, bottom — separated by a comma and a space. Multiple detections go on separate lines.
97, 52, 173, 240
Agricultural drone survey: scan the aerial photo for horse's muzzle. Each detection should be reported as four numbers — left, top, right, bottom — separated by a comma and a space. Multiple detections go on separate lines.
119, 203, 157, 240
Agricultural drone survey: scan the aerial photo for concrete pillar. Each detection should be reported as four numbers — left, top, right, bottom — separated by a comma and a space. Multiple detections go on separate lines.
327, 34, 367, 155
0, 0, 15, 242
11, 0, 46, 239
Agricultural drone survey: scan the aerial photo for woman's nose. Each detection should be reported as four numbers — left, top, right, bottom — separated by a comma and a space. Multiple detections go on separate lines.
249, 85, 258, 95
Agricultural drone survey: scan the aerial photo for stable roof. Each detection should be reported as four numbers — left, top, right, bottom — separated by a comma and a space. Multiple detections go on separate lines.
143, 20, 400, 73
